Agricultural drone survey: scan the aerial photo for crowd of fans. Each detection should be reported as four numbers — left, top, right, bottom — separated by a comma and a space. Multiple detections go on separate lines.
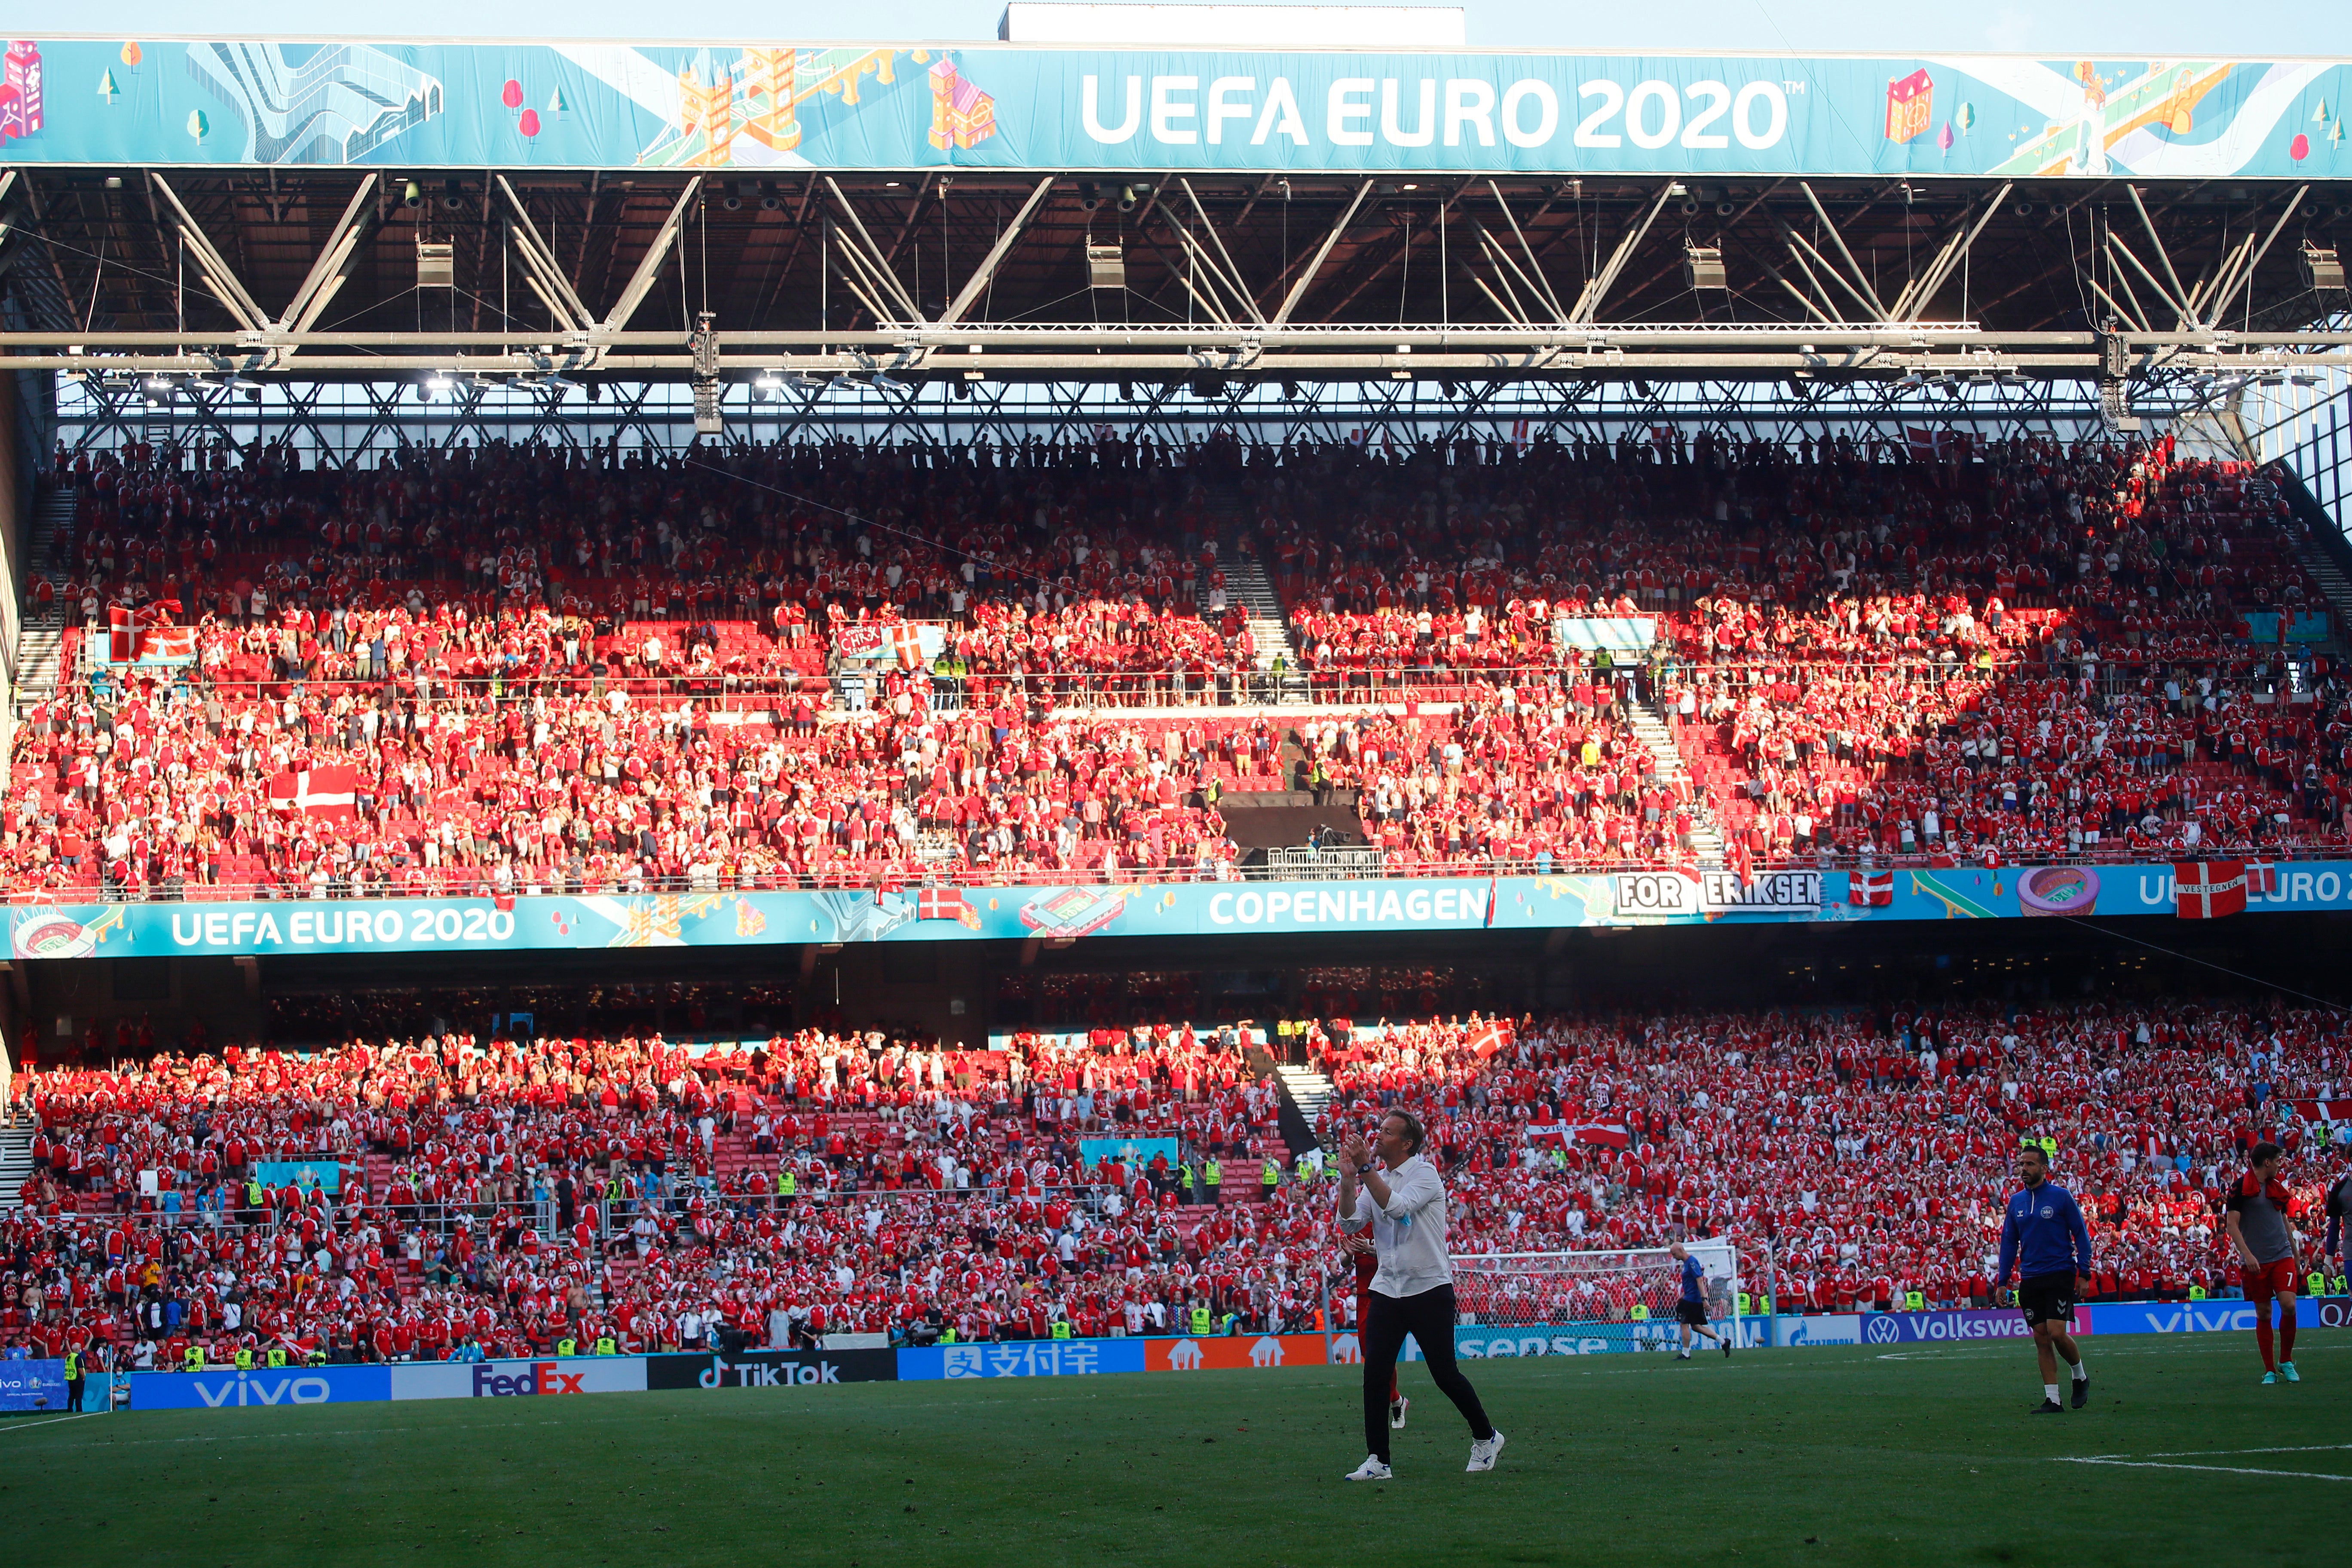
9, 426, 2348, 903
6, 992, 2348, 1367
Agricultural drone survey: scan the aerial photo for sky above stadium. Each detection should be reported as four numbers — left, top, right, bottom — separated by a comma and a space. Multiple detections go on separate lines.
10, 0, 2349, 55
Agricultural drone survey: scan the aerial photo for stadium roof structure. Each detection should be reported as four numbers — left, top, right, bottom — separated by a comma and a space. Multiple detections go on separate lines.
4, 37, 2351, 405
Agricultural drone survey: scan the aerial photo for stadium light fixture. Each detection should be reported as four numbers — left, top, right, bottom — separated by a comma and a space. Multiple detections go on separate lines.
755, 369, 785, 391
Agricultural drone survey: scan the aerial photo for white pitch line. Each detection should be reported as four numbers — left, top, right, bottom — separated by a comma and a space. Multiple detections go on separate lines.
2141, 1444, 2352, 1458
2060, 1457, 2352, 1482
0, 1413, 96, 1436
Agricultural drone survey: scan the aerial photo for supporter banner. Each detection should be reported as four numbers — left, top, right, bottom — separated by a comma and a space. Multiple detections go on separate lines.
1149, 1333, 1328, 1371
392, 1355, 649, 1400
14, 860, 2352, 959
644, 1349, 899, 1389
1857, 1307, 2096, 1346
9, 40, 2348, 180
129, 1363, 392, 1409
1078, 1135, 1180, 1169
898, 1337, 1147, 1379
0, 1358, 67, 1412
833, 622, 945, 667
1614, 870, 1820, 917
253, 1158, 342, 1194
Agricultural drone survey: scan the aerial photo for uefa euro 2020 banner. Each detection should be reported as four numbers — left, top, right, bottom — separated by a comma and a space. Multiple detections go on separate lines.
2, 39, 2346, 179
10, 861, 2352, 959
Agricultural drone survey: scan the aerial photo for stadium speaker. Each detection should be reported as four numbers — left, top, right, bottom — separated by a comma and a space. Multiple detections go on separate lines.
723, 182, 745, 211
1280, 379, 1299, 399
1117, 380, 1133, 401
402, 181, 423, 209
2305, 246, 2348, 296
1191, 375, 1225, 398
1679, 199, 1702, 215
1119, 183, 1145, 213
2334, 202, 2352, 219
760, 182, 783, 212
1715, 201, 1738, 217
2014, 200, 2036, 216
1440, 379, 1458, 397
1080, 181, 1102, 212
586, 382, 602, 402
442, 178, 465, 212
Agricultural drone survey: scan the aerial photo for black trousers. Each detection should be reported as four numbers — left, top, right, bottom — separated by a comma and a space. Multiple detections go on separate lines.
1361, 1283, 1493, 1462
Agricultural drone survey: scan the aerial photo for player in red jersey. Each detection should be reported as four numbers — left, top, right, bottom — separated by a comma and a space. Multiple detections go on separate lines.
1344, 1234, 1406, 1427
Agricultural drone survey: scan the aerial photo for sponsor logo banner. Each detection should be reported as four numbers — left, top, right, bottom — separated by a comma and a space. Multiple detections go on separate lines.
1856, 1308, 2095, 1344
644, 1350, 899, 1390
2095, 1303, 2261, 1336
1148, 1334, 1327, 1371
1774, 1314, 1862, 1346
391, 1356, 648, 1401
0, 1358, 68, 1412
898, 1338, 1147, 1380
130, 1364, 392, 1409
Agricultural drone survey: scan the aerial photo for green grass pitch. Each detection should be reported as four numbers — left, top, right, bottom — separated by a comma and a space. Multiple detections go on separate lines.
4, 1335, 2344, 1567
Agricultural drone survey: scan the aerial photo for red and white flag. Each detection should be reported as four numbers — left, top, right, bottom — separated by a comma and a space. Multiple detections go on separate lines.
267, 765, 359, 820
1572, 1122, 1631, 1150
890, 622, 926, 671
2290, 1099, 2352, 1122
2173, 860, 2246, 919
106, 599, 187, 663
1850, 870, 1893, 906
916, 885, 982, 929
1467, 1020, 1512, 1060
2244, 857, 2279, 897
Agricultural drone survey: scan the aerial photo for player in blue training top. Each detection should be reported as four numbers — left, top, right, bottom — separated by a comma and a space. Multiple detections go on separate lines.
1996, 1143, 2095, 1414
1667, 1241, 1730, 1360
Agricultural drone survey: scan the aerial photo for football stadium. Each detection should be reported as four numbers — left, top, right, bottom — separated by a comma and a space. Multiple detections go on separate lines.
2, 5, 2351, 1562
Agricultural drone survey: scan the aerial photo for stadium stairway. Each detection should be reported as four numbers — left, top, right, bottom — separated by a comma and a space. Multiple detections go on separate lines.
0, 1120, 35, 1210
1624, 695, 1727, 866
12, 487, 78, 709
1197, 480, 1301, 690
1271, 1064, 1335, 1155
2289, 532, 2352, 636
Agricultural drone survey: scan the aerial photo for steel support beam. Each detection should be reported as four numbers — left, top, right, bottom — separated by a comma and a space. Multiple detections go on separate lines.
497, 175, 594, 334
1570, 184, 1674, 325
940, 175, 1056, 328
147, 172, 270, 333
602, 178, 704, 334
1273, 179, 1372, 328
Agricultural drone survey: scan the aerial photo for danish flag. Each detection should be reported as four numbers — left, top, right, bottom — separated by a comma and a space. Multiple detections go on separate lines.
890, 622, 926, 671
2172, 860, 2246, 919
266, 765, 359, 820
1850, 869, 1893, 906
1467, 1020, 1511, 1060
2244, 857, 2278, 897
916, 885, 982, 929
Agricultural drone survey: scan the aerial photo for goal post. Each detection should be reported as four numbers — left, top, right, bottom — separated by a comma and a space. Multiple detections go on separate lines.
1447, 1242, 1742, 1356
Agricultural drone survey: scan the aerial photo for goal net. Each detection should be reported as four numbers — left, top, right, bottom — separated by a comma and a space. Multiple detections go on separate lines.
1448, 1242, 1742, 1355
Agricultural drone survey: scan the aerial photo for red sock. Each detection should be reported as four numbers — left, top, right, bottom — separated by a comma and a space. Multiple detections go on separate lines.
2254, 1317, 2275, 1371
2278, 1307, 2297, 1363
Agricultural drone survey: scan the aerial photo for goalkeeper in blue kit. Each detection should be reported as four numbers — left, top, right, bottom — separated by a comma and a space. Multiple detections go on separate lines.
1996, 1143, 2094, 1414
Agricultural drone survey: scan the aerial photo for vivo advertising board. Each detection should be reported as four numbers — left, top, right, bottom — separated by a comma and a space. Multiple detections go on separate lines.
0, 1358, 68, 1412
129, 1364, 392, 1409
390, 1356, 648, 1400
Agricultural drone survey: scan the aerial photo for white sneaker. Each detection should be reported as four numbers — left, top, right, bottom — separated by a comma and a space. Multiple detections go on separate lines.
1389, 1394, 1410, 1430
1345, 1455, 1393, 1481
1466, 1431, 1507, 1473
